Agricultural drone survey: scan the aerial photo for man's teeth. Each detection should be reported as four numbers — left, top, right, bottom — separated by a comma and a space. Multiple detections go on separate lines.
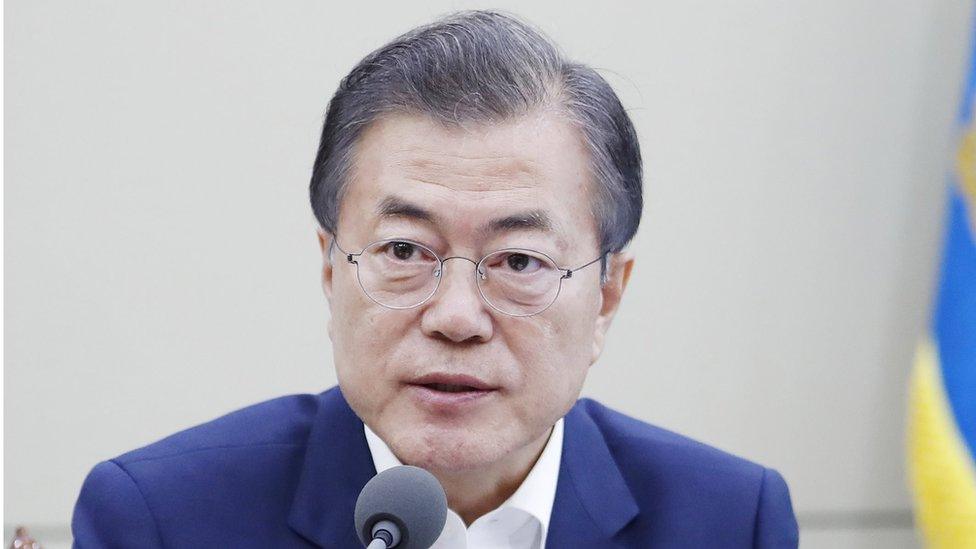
428, 383, 475, 393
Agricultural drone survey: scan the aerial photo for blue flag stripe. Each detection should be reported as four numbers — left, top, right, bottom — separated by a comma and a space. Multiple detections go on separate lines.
934, 183, 976, 460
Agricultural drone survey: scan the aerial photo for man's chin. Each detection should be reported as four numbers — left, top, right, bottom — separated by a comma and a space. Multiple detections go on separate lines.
388, 425, 505, 474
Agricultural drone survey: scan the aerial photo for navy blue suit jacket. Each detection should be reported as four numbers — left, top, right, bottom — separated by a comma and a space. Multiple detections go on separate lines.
72, 387, 799, 548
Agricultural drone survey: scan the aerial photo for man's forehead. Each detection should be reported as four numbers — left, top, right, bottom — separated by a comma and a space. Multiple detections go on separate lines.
354, 111, 587, 190
340, 112, 597, 249
393, 149, 542, 193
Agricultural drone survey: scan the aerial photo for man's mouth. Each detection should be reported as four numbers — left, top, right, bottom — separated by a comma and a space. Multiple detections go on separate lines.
407, 373, 497, 408
424, 382, 481, 393
409, 373, 494, 392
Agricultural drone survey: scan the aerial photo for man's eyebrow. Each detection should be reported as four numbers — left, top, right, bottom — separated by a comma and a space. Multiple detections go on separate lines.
481, 210, 553, 235
375, 196, 437, 224
375, 195, 555, 239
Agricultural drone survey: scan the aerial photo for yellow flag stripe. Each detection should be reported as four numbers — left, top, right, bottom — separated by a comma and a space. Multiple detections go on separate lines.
908, 337, 976, 548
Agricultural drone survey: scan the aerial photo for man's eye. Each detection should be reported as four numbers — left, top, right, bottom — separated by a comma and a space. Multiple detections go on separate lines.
387, 241, 416, 261
503, 253, 542, 273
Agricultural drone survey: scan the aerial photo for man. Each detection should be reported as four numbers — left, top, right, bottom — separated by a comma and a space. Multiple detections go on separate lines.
72, 10, 798, 548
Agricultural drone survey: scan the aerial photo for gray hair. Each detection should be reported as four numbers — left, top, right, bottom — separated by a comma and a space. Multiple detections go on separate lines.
309, 10, 642, 281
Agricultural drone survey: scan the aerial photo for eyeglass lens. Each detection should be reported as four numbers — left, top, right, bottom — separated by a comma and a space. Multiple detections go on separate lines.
353, 240, 564, 316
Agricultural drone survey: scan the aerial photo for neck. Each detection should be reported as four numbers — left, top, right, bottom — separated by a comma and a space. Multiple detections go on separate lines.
432, 426, 553, 526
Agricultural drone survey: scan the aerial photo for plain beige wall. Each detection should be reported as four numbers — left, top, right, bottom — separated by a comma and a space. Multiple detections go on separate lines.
5, 1, 973, 547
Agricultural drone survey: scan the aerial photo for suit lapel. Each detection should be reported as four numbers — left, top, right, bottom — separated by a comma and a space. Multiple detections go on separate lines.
288, 387, 376, 548
546, 400, 639, 547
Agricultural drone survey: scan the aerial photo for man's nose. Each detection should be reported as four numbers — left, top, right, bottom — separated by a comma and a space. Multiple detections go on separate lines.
419, 257, 493, 344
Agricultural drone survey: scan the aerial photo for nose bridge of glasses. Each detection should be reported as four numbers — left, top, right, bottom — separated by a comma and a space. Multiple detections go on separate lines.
436, 255, 485, 280
422, 255, 487, 313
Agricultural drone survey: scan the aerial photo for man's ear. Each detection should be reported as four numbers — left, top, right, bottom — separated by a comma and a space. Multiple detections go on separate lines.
315, 227, 335, 302
316, 226, 338, 343
591, 251, 635, 366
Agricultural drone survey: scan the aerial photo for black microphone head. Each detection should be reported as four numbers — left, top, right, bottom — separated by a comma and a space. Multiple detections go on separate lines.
354, 465, 448, 549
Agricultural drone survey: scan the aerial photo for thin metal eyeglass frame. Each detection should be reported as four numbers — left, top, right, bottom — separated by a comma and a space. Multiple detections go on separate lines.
329, 235, 606, 317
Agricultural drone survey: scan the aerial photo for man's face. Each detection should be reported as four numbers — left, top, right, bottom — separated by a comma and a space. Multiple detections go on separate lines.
318, 110, 631, 474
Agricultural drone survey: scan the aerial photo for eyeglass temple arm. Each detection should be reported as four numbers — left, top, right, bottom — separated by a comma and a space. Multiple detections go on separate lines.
328, 234, 362, 264
561, 252, 608, 279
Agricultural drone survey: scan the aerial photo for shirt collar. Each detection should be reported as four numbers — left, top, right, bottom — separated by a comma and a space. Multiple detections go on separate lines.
364, 418, 564, 535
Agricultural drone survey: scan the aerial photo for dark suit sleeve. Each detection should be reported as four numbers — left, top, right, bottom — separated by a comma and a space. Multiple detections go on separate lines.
753, 467, 799, 549
72, 460, 164, 549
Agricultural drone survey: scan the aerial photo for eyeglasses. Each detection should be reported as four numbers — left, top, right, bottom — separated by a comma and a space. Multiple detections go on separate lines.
331, 235, 605, 317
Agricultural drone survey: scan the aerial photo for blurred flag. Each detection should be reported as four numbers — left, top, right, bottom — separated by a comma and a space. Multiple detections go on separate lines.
907, 20, 976, 549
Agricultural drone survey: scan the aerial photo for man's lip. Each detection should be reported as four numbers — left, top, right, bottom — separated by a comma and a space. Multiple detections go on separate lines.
408, 373, 496, 391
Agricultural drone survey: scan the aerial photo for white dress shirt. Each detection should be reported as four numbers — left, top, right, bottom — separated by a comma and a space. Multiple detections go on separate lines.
364, 419, 564, 549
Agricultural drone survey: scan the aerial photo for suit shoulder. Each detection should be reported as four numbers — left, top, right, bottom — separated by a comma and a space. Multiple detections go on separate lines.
577, 398, 767, 479
114, 392, 322, 465
73, 460, 164, 547
74, 391, 335, 546
573, 399, 798, 546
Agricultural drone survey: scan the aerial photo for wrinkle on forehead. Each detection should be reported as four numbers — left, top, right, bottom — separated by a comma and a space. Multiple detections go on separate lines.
389, 148, 543, 195
400, 171, 538, 195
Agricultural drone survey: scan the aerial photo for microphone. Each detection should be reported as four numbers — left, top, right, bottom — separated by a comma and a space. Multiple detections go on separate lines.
354, 465, 448, 549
